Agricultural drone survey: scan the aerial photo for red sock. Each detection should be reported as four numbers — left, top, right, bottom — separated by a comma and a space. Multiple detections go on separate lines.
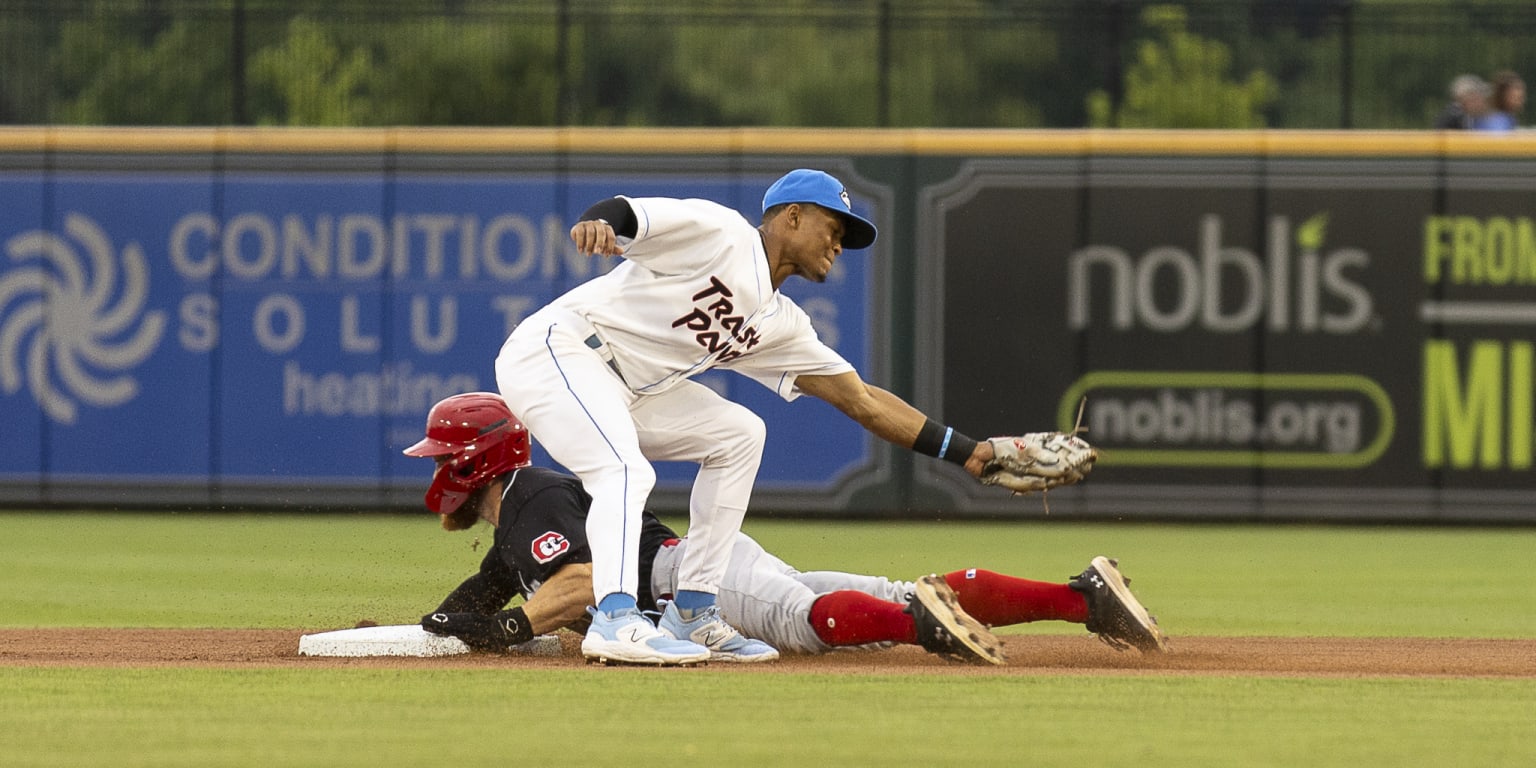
943, 569, 1088, 626
809, 590, 917, 646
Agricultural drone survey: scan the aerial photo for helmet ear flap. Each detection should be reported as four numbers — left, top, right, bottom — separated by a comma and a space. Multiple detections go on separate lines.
424, 473, 472, 518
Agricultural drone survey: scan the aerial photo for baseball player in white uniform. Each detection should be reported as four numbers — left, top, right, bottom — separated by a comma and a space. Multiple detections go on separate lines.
494, 169, 1091, 665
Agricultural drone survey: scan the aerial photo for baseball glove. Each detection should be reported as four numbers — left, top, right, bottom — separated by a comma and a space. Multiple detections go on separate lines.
979, 432, 1097, 494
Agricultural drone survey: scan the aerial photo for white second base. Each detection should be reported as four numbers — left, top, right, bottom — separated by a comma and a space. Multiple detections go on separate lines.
298, 625, 562, 658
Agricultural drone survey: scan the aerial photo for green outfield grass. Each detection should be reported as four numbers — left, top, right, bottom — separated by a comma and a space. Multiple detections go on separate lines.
2, 512, 1534, 767
3, 667, 1532, 768
5, 513, 1534, 637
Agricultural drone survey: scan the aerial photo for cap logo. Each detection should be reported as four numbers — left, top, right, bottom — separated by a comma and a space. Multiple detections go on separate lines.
839, 188, 851, 210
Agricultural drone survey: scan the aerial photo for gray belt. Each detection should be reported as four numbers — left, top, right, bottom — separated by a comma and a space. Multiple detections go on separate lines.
584, 334, 628, 385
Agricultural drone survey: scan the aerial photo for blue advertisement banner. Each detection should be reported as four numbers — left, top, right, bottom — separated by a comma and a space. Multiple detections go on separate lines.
0, 167, 875, 506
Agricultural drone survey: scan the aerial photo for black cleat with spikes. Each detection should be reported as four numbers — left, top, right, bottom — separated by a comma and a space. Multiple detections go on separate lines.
1068, 556, 1169, 654
905, 574, 1006, 666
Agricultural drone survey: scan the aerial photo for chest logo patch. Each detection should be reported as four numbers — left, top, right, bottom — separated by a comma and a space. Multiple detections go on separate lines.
531, 531, 571, 564
671, 275, 762, 362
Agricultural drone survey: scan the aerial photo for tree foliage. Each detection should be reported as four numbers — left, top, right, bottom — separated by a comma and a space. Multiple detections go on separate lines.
1086, 5, 1278, 129
4, 1, 1536, 130
55, 15, 235, 124
247, 17, 372, 126
359, 18, 562, 126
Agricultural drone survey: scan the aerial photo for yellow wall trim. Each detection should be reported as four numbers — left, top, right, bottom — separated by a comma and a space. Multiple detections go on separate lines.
2, 126, 1535, 157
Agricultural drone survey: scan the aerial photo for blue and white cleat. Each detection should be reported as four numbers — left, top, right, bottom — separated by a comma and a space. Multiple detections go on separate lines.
581, 607, 710, 666
657, 601, 780, 663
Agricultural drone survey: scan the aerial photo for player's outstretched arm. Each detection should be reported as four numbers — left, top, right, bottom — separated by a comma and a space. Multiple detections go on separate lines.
796, 371, 988, 476
518, 562, 596, 633
795, 371, 1094, 494
420, 562, 596, 652
433, 571, 519, 614
798, 370, 976, 463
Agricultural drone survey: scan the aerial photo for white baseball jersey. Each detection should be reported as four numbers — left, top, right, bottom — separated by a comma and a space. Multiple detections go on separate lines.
497, 194, 858, 604
551, 196, 854, 398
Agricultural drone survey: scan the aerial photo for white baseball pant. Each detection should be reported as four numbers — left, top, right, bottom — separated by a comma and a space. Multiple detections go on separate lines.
496, 306, 765, 602
651, 533, 918, 654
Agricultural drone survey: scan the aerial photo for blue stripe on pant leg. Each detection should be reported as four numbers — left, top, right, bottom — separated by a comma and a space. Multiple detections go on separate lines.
545, 323, 632, 599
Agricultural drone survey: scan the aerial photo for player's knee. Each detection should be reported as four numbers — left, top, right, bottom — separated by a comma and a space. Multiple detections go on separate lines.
722, 408, 767, 460
584, 459, 656, 499
605, 460, 656, 497
629, 461, 657, 494
688, 402, 765, 468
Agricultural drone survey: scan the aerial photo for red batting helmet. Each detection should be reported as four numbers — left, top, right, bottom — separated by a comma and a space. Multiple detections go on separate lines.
404, 392, 531, 515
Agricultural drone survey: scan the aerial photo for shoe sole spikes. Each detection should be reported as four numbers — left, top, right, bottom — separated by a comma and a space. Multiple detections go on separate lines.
914, 574, 1007, 666
1088, 556, 1169, 654
583, 655, 707, 667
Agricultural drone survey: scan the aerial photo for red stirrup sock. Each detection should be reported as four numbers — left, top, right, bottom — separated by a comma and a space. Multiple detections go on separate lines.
943, 568, 1089, 625
809, 590, 918, 646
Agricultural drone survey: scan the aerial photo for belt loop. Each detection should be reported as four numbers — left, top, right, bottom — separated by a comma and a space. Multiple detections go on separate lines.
584, 333, 628, 386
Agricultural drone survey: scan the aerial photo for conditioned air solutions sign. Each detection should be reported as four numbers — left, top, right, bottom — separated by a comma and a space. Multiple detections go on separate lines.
0, 161, 875, 506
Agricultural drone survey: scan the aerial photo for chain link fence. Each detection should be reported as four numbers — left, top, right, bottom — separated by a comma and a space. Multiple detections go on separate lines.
3, 0, 1535, 129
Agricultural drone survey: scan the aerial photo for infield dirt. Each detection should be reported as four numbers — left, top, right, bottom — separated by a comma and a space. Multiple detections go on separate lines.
3, 629, 1532, 678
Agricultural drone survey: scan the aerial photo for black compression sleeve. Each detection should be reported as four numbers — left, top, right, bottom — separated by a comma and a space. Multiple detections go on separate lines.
435, 571, 517, 614
912, 418, 979, 467
579, 197, 638, 238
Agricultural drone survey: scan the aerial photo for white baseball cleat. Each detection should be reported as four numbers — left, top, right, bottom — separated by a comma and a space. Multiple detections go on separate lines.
581, 607, 710, 666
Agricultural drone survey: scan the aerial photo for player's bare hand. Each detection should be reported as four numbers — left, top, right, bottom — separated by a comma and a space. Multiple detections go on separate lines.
570, 219, 624, 257
963, 440, 993, 478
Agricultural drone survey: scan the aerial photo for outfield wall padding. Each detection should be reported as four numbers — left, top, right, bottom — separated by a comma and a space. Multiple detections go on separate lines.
2, 128, 1533, 522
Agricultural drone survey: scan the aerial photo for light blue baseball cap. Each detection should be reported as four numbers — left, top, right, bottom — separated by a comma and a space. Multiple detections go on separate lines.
762, 169, 878, 250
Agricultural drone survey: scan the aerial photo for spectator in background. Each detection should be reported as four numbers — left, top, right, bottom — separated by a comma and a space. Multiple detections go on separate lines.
1474, 70, 1526, 131
1433, 74, 1492, 130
